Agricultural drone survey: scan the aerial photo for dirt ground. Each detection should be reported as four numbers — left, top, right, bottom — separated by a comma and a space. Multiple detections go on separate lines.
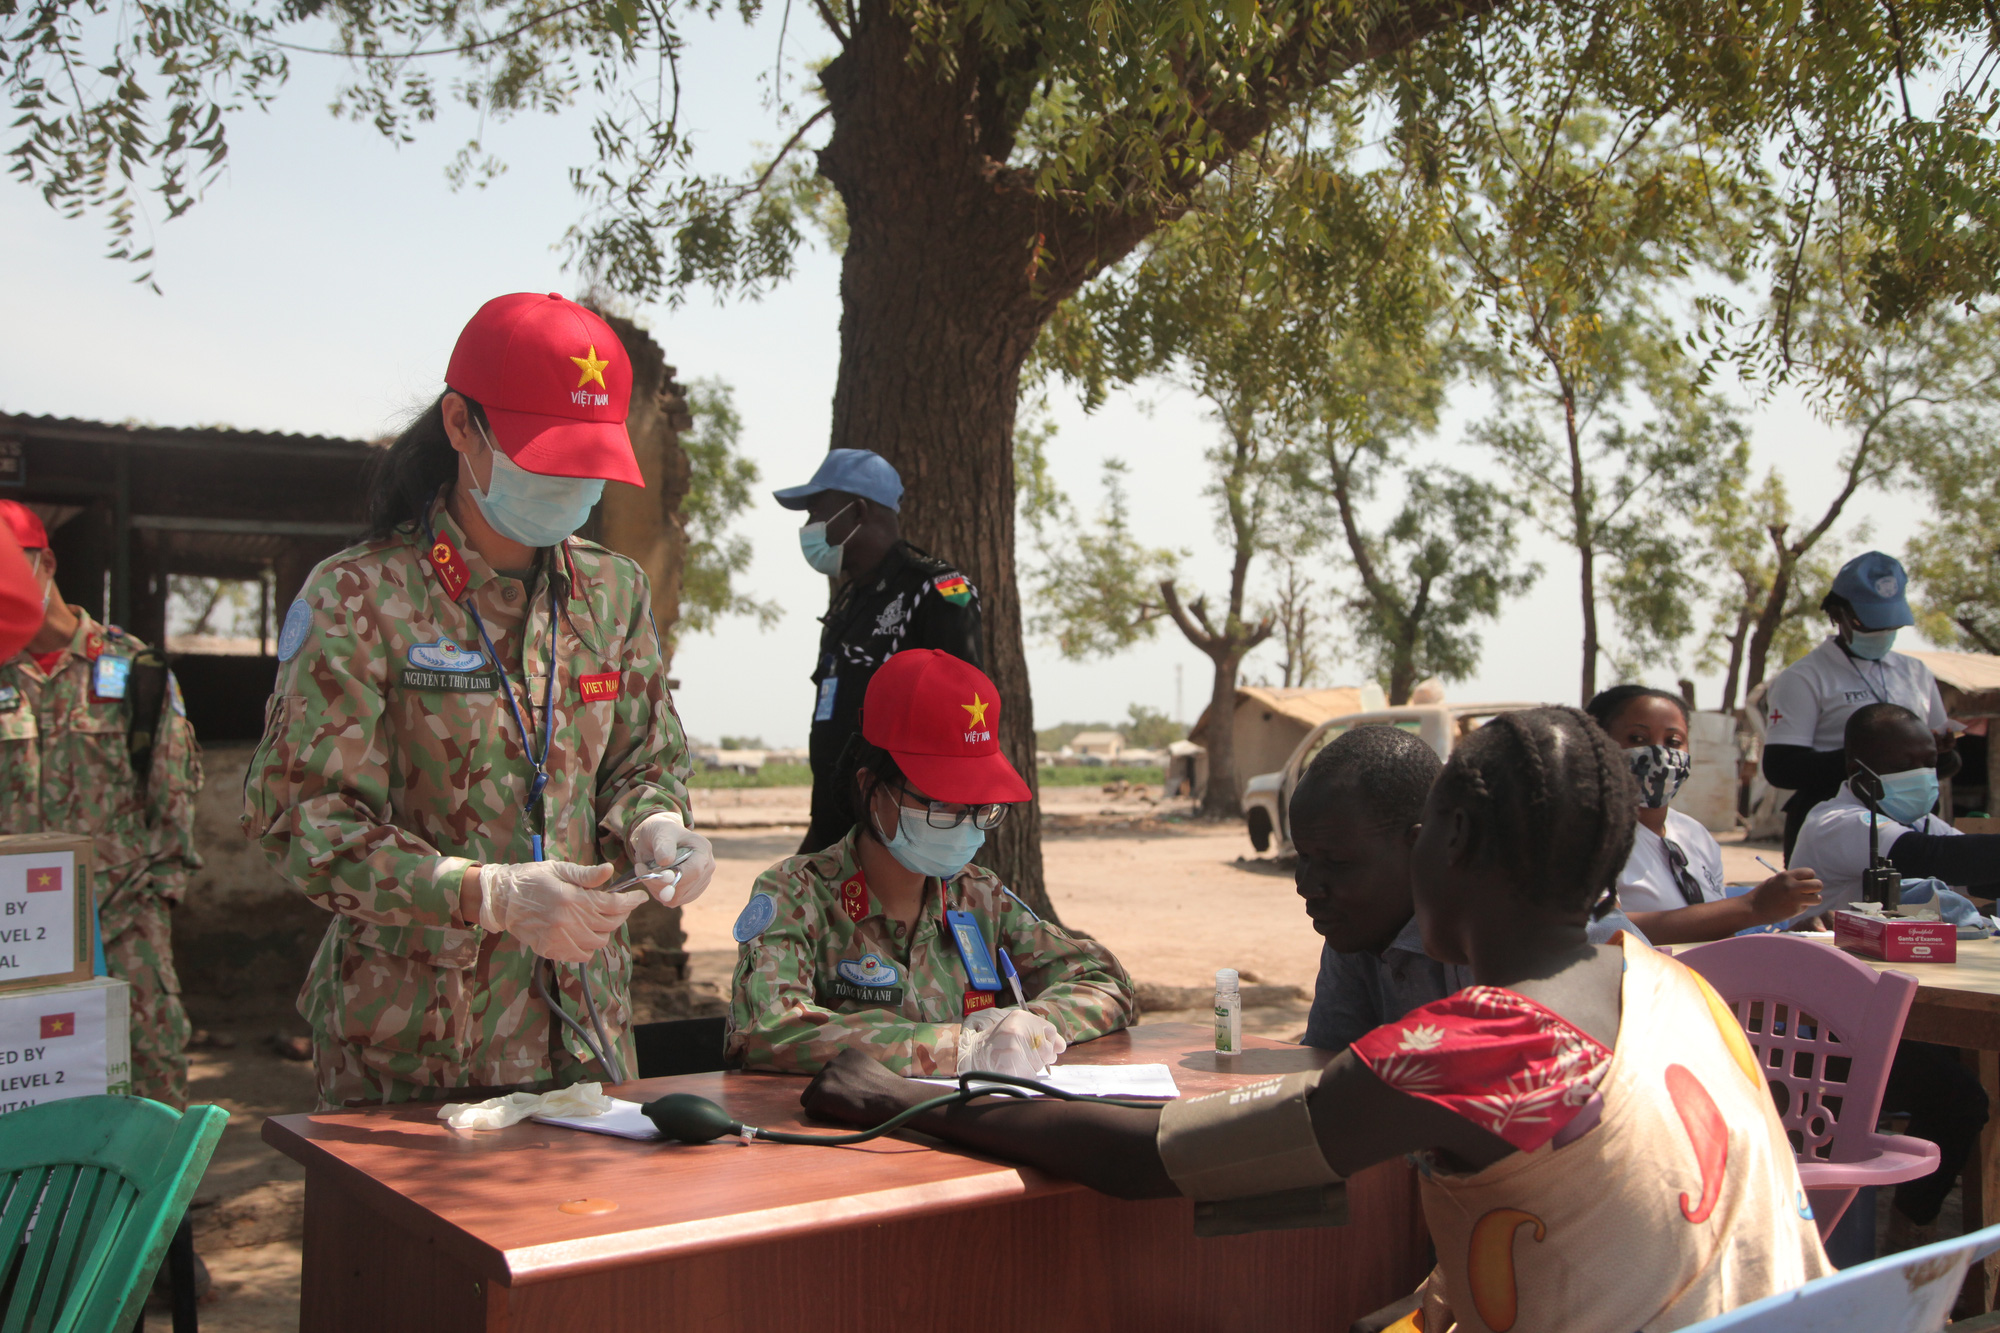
183, 788, 1788, 1330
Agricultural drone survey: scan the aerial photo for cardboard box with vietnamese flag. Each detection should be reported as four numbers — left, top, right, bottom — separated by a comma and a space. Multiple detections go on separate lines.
0, 833, 95, 993
0, 976, 131, 1111
1833, 910, 1958, 963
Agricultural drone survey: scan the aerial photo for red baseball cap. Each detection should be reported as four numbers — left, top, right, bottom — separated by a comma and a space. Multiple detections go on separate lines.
862, 650, 1031, 805
444, 292, 644, 486
0, 501, 47, 551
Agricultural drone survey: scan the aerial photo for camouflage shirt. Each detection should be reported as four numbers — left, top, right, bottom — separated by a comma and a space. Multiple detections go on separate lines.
728, 828, 1137, 1075
0, 611, 203, 935
242, 499, 692, 1106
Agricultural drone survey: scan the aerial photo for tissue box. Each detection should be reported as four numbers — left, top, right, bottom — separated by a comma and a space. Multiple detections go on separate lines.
1834, 911, 1958, 963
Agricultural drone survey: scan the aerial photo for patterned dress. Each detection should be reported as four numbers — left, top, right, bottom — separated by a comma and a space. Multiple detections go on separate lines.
1351, 934, 1833, 1333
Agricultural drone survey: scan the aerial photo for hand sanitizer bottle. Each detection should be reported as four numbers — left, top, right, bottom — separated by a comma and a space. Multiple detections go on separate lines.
1214, 968, 1242, 1054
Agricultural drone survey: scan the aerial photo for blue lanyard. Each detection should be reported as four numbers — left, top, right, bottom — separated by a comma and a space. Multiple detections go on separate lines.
465, 582, 559, 860
421, 506, 561, 861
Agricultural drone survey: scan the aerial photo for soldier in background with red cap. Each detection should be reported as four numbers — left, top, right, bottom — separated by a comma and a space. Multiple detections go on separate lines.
243, 293, 710, 1109
728, 649, 1136, 1076
0, 522, 40, 661
0, 498, 204, 1106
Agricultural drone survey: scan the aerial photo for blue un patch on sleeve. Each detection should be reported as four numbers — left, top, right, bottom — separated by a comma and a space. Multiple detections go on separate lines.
732, 892, 777, 943
276, 598, 312, 663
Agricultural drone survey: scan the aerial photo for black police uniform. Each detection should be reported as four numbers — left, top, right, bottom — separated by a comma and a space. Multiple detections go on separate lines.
802, 541, 983, 852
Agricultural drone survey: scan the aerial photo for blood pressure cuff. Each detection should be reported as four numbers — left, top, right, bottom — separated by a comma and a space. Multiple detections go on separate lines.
1156, 1069, 1347, 1237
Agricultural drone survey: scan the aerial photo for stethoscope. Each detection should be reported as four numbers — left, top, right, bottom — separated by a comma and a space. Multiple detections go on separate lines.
420, 493, 647, 1086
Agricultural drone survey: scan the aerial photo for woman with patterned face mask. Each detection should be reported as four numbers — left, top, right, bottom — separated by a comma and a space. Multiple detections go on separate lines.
727, 649, 1138, 1077
1586, 685, 1824, 944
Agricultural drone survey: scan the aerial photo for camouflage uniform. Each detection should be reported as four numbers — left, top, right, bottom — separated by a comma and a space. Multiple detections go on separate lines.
728, 828, 1137, 1074
0, 612, 202, 1107
242, 499, 692, 1110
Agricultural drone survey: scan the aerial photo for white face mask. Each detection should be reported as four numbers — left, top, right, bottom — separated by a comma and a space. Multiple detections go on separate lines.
468, 422, 605, 548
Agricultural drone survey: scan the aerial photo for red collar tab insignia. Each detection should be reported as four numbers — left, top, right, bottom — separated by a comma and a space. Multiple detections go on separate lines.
839, 874, 869, 923
83, 633, 102, 662
963, 990, 996, 1017
578, 671, 620, 702
427, 534, 471, 600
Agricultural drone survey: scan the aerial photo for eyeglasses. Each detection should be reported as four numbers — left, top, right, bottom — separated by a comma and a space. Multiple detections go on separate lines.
899, 786, 1009, 831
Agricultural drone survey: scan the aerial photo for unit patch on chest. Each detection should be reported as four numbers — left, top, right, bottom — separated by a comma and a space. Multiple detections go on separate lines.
818, 977, 906, 1007
399, 636, 498, 692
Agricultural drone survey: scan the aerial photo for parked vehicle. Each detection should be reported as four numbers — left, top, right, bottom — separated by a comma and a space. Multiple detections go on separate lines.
1241, 703, 1545, 855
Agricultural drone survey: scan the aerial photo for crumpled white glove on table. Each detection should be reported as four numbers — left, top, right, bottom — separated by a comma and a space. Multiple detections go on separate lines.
957, 1007, 1067, 1078
439, 1081, 613, 1130
629, 812, 718, 907
477, 860, 645, 963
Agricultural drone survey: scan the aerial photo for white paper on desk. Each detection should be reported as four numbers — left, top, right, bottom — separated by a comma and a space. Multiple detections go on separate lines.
917, 1063, 1179, 1100
533, 1097, 660, 1140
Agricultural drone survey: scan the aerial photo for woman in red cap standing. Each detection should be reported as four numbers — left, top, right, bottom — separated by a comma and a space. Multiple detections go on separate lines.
244, 293, 714, 1109
728, 648, 1137, 1076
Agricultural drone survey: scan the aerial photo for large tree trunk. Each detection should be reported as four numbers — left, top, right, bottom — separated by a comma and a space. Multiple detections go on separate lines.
808, 0, 1484, 910
815, 15, 1092, 920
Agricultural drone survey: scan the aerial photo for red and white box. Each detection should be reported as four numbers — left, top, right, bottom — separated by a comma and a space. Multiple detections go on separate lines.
1833, 911, 1958, 963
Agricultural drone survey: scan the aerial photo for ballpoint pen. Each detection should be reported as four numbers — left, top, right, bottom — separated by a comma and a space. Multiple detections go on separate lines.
998, 947, 1028, 1008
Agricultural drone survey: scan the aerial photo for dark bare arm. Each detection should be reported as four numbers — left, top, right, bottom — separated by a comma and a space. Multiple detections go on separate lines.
1626, 868, 1824, 944
799, 1047, 1512, 1199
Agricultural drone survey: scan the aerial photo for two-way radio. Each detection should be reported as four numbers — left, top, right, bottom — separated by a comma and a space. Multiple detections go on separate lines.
1852, 760, 1904, 913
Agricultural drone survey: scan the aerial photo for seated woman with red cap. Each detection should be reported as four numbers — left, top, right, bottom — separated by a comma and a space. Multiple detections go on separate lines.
728, 649, 1138, 1077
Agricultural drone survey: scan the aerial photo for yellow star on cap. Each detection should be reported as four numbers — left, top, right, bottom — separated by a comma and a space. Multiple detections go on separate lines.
570, 344, 609, 390
962, 692, 989, 727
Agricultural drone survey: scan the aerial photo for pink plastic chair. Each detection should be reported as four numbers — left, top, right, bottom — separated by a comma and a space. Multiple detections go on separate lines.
1676, 934, 1939, 1236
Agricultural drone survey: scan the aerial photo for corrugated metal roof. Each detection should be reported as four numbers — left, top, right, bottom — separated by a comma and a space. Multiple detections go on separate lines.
0, 412, 382, 455
1904, 649, 2000, 695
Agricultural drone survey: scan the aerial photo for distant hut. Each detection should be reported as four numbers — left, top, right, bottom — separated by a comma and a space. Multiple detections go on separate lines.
1189, 683, 1389, 803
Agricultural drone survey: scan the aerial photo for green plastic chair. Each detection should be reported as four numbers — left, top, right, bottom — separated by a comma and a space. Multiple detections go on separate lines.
0, 1096, 225, 1333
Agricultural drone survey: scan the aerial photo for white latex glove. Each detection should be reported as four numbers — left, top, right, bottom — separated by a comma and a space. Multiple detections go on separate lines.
439, 1082, 612, 1130
957, 1008, 1067, 1077
477, 861, 645, 963
630, 812, 717, 907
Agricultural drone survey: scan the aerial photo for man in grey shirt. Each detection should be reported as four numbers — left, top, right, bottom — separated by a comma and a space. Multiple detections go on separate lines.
1294, 726, 1647, 1052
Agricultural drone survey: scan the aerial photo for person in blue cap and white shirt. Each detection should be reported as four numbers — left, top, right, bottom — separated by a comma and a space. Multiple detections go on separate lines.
1762, 550, 1958, 861
774, 449, 984, 853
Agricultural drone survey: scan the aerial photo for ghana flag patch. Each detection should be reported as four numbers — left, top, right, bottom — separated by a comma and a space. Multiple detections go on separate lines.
935, 574, 972, 605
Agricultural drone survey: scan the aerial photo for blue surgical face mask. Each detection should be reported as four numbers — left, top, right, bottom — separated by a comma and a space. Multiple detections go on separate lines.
468, 424, 605, 548
799, 500, 856, 577
1848, 627, 1899, 661
1872, 767, 1940, 825
873, 804, 986, 879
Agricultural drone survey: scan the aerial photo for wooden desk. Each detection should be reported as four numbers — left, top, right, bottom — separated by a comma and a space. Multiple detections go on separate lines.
265, 1023, 1430, 1332
1853, 937, 2000, 1309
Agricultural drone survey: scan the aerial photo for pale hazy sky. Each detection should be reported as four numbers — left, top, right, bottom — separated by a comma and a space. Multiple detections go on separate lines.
0, 7, 1937, 747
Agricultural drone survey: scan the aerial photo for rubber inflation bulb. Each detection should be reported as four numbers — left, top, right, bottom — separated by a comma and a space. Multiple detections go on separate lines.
643, 1094, 743, 1144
